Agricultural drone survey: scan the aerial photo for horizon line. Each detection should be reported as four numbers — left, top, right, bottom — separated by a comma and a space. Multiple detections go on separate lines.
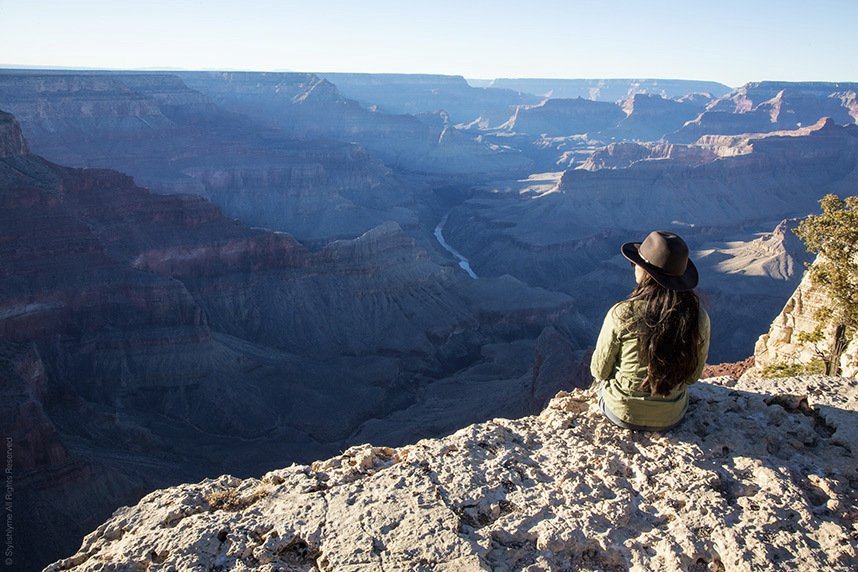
3, 65, 857, 88
0, 64, 745, 87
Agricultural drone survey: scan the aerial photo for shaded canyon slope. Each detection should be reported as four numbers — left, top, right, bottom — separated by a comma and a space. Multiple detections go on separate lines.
0, 111, 581, 570
0, 71, 423, 243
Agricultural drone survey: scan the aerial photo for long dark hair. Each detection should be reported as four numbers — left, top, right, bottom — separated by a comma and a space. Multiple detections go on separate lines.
626, 273, 702, 395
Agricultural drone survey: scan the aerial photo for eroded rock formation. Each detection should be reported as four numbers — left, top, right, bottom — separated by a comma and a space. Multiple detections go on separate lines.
0, 71, 417, 242
175, 71, 533, 176
0, 109, 28, 156
502, 98, 626, 137
671, 82, 858, 143
610, 93, 709, 141
745, 261, 858, 379
317, 73, 538, 126
486, 78, 731, 102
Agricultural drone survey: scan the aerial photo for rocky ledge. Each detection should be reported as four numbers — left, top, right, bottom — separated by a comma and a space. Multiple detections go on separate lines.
48, 375, 857, 571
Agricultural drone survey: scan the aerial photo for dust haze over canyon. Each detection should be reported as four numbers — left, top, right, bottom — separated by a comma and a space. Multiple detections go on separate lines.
1, 69, 857, 569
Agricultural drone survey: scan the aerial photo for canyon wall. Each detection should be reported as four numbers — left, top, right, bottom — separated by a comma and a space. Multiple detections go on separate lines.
671, 81, 858, 143
486, 78, 732, 101
175, 71, 534, 176
745, 261, 858, 379
0, 71, 419, 242
318, 72, 538, 126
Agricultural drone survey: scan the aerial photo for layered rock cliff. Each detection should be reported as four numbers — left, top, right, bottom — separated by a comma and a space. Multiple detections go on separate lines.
609, 93, 710, 141
0, 109, 29, 156
486, 78, 732, 102
577, 140, 718, 171
745, 261, 858, 379
317, 73, 538, 126
670, 82, 858, 143
175, 71, 533, 176
553, 118, 858, 232
0, 71, 420, 242
501, 98, 627, 137
46, 374, 858, 571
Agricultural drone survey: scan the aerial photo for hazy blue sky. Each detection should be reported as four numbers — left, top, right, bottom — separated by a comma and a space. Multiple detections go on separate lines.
2, 0, 855, 86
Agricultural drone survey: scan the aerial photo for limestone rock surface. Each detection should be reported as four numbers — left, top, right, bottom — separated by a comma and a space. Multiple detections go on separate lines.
48, 375, 858, 571
745, 261, 858, 379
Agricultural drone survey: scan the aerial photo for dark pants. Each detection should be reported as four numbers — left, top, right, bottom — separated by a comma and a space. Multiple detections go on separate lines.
598, 389, 683, 432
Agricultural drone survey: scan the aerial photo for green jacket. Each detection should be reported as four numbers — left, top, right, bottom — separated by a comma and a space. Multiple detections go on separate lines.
590, 300, 710, 428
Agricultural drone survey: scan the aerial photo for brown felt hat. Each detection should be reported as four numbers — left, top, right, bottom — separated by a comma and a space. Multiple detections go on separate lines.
621, 231, 698, 291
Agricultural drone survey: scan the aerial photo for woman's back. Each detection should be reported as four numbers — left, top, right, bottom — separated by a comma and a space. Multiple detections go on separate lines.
592, 299, 710, 428
591, 230, 710, 430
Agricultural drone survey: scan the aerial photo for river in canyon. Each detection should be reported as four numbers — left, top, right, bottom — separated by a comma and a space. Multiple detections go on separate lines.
434, 213, 478, 279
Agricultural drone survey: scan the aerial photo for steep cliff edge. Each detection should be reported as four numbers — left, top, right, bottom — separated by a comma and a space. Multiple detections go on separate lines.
47, 375, 857, 571
744, 261, 858, 379
0, 110, 28, 156
502, 97, 626, 137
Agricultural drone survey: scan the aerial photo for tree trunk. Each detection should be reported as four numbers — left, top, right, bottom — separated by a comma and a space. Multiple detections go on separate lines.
825, 323, 847, 376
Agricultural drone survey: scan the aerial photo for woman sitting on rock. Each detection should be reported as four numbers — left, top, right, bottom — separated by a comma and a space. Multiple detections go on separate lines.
591, 231, 710, 431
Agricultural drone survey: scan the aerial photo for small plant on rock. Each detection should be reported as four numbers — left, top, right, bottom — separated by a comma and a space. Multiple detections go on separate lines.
760, 358, 826, 378
206, 483, 272, 512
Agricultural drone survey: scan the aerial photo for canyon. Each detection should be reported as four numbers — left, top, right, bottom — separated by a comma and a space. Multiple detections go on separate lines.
1, 70, 856, 569
0, 108, 578, 570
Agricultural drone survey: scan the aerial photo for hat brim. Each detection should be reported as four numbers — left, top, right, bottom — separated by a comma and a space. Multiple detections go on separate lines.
621, 241, 699, 291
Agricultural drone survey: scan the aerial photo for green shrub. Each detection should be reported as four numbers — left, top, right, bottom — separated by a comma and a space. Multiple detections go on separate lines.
760, 359, 826, 378
794, 194, 858, 375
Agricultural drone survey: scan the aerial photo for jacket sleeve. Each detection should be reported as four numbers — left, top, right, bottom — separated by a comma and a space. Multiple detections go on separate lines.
590, 305, 621, 381
688, 309, 711, 384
